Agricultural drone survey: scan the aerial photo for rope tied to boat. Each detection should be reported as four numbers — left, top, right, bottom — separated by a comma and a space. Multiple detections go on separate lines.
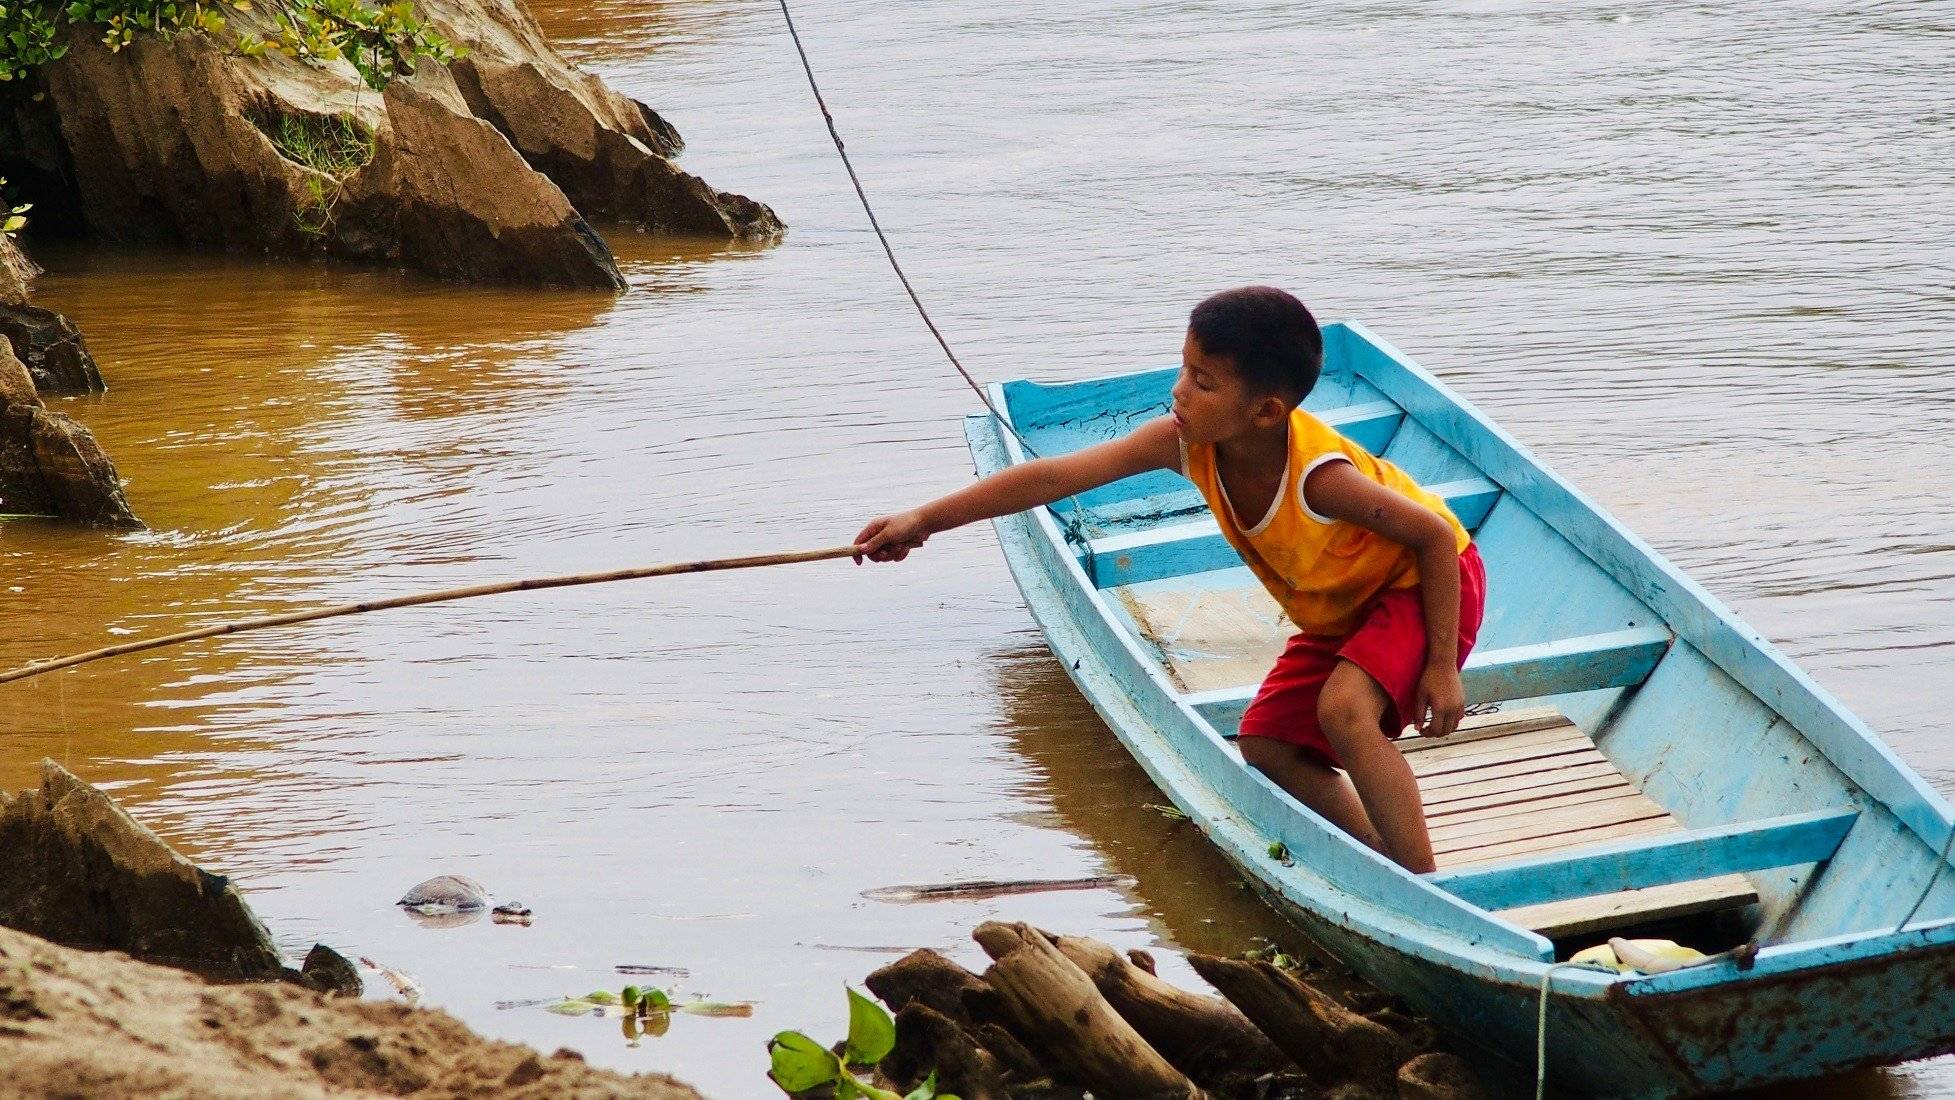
773, 0, 1100, 565
1895, 821, 1955, 934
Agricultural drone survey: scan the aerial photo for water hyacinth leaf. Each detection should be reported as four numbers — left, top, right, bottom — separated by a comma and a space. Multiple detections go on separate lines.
844, 986, 895, 1065
546, 999, 603, 1016
642, 987, 671, 1012
620, 985, 641, 1010
768, 1030, 841, 1092
582, 989, 619, 1004
676, 999, 753, 1018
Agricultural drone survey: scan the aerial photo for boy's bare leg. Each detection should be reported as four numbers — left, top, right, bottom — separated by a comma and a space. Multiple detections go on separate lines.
1237, 736, 1387, 856
1317, 660, 1437, 873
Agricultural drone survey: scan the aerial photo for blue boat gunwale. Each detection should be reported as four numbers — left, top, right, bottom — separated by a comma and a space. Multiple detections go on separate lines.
969, 319, 1955, 1001
1331, 321, 1955, 857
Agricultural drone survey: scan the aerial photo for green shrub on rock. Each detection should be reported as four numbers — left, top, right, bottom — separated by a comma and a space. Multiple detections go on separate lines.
0, 2, 66, 80
1, 0, 456, 91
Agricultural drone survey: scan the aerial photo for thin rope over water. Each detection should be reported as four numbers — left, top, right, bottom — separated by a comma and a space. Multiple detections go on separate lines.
774, 0, 1025, 450
0, 546, 860, 687
774, 0, 1098, 553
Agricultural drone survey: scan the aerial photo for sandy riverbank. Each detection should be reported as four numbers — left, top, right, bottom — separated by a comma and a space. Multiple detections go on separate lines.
0, 924, 708, 1100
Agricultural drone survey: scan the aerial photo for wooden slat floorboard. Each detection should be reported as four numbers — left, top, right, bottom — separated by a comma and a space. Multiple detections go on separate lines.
1411, 718, 1756, 936
1120, 579, 1757, 938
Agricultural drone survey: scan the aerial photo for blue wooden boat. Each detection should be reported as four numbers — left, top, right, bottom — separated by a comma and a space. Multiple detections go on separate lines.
963, 321, 1955, 1097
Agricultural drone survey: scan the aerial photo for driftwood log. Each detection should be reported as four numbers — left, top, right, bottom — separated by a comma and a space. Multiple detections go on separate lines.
842, 924, 1487, 1100
973, 921, 1199, 1100
1186, 953, 1411, 1084
1050, 933, 1289, 1084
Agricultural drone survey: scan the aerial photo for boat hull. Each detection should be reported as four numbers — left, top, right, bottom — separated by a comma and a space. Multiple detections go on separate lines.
965, 378, 1955, 1096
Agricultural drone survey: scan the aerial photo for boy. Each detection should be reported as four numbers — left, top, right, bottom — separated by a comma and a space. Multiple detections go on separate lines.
853, 287, 1485, 874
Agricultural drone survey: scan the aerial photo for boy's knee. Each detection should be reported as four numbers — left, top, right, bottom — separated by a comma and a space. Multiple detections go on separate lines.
1317, 689, 1383, 743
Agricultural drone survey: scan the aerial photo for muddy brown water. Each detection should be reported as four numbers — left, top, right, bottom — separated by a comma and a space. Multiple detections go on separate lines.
4, 2, 1952, 1096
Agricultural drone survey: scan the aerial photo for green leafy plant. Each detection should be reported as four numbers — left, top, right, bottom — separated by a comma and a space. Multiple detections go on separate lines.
767, 987, 960, 1100
62, 0, 250, 51
0, 177, 28, 237
234, 0, 455, 91
3, 0, 455, 91
0, 1, 65, 80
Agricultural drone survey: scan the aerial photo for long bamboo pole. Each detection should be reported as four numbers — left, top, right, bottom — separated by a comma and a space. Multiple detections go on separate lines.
0, 544, 861, 687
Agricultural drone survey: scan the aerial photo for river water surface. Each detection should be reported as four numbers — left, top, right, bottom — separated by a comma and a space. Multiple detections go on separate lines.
5, 2, 1952, 1096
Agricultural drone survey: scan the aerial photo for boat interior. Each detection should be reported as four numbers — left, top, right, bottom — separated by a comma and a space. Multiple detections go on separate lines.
991, 323, 1952, 957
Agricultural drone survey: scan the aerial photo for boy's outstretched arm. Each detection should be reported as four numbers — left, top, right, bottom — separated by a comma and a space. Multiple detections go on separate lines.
1303, 460, 1467, 738
855, 415, 1181, 563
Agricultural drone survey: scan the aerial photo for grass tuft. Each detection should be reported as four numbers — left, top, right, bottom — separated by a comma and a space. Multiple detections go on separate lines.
258, 112, 373, 178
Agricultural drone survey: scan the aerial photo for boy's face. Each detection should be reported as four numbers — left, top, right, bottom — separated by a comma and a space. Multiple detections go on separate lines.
1170, 330, 1290, 444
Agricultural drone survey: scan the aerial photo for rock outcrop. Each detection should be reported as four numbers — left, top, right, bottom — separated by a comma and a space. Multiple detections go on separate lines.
0, 760, 276, 976
429, 0, 780, 237
0, 327, 136, 526
1, 0, 780, 288
1, 232, 101, 395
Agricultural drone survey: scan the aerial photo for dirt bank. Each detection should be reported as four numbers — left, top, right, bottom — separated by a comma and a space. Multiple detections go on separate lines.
0, 924, 708, 1100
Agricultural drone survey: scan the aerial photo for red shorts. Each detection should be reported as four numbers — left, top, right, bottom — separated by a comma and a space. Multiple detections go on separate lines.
1236, 545, 1486, 770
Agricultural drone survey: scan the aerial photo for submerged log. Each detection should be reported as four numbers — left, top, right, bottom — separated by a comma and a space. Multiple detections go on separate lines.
1186, 954, 1410, 1087
972, 921, 1199, 1100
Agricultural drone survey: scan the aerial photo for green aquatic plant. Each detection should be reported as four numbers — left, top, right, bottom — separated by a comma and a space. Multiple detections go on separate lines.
768, 987, 960, 1100
541, 986, 750, 1024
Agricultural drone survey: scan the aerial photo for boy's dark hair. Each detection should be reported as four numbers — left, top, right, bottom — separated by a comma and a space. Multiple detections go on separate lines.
1188, 287, 1323, 402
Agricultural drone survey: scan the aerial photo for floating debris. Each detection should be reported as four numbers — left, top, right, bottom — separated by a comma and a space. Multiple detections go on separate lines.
491, 902, 533, 925
615, 963, 692, 978
861, 874, 1136, 903
358, 956, 423, 1004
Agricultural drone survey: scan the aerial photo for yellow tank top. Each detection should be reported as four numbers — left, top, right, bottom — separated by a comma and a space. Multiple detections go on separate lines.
1181, 408, 1471, 637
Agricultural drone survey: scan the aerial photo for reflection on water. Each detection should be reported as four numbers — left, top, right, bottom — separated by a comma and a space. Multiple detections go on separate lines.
4, 0, 1952, 1096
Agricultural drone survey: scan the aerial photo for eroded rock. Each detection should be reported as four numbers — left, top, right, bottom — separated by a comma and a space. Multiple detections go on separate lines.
0, 234, 101, 395
0, 760, 278, 976
7, 0, 778, 287
427, 0, 781, 237
299, 943, 365, 997
0, 338, 136, 526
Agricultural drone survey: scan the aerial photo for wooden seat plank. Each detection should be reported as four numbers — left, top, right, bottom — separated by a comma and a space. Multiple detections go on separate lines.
1499, 876, 1760, 939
